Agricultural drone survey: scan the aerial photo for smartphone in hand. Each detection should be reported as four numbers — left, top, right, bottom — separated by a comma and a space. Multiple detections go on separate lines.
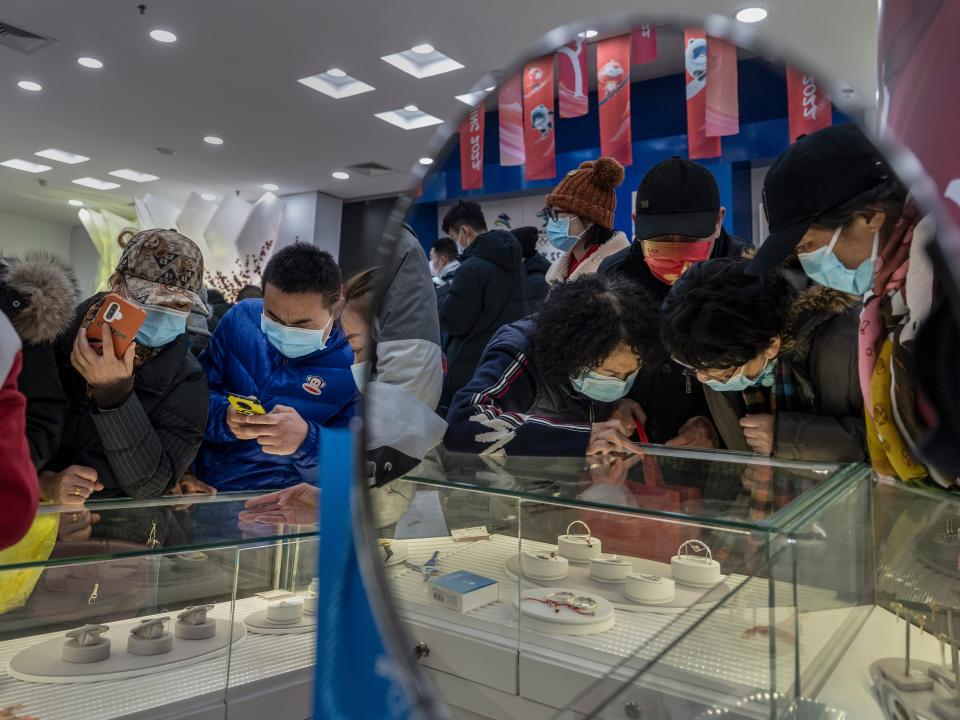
85, 294, 147, 358
227, 393, 267, 416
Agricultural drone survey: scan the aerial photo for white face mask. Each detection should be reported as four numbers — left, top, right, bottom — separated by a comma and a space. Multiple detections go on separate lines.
428, 260, 439, 277
455, 228, 470, 254
351, 361, 367, 392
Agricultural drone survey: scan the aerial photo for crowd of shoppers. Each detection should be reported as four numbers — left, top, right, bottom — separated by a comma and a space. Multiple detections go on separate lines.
0, 123, 952, 551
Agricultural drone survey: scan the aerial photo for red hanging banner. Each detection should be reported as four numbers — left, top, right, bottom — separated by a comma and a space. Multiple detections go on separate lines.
459, 105, 485, 190
631, 23, 657, 64
786, 66, 832, 143
705, 36, 739, 137
557, 39, 589, 118
597, 35, 633, 167
498, 75, 525, 167
521, 56, 556, 181
684, 29, 721, 160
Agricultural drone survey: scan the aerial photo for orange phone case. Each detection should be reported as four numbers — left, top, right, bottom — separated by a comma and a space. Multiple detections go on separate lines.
86, 293, 147, 358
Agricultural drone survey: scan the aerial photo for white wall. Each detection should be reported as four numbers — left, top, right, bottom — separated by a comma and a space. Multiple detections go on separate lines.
276, 192, 343, 260
0, 210, 73, 261
69, 224, 101, 298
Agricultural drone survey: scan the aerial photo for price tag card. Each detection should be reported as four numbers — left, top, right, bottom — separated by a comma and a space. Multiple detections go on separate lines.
451, 526, 490, 542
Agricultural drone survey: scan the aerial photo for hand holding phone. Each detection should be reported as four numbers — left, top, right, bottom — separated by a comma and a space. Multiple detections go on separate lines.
227, 393, 266, 416
86, 293, 146, 359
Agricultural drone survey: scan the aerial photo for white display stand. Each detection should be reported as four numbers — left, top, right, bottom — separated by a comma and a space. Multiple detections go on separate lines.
8, 618, 244, 684
514, 587, 615, 636
244, 608, 318, 636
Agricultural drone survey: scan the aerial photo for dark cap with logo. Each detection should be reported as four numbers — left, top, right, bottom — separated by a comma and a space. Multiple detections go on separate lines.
633, 157, 720, 242
748, 124, 894, 274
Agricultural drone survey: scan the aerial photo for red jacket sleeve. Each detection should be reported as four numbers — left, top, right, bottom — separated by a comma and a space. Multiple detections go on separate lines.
0, 350, 40, 550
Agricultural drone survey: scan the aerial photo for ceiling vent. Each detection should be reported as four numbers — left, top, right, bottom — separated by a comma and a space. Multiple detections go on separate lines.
0, 20, 56, 54
345, 162, 398, 177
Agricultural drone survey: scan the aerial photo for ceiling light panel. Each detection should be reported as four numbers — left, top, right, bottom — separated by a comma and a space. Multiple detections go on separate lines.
332, 172, 350, 180
109, 169, 159, 183
204, 136, 224, 145
262, 183, 279, 191
35, 148, 90, 164
375, 107, 443, 130
1, 158, 51, 173
455, 90, 488, 106
735, 7, 769, 23
150, 29, 177, 43
72, 177, 121, 190
68, 199, 84, 207
18, 81, 42, 92
298, 69, 375, 99
381, 46, 464, 79
77, 57, 103, 69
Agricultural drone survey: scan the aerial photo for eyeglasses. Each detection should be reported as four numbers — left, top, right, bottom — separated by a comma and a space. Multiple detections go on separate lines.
524, 591, 598, 615
671, 357, 742, 383
545, 208, 579, 223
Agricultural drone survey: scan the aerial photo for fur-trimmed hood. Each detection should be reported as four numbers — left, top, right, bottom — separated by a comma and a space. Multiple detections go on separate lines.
0, 251, 79, 344
781, 285, 860, 362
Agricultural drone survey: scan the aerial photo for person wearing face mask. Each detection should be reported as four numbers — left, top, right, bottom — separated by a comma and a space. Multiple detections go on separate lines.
429, 237, 460, 290
661, 258, 866, 462
438, 200, 527, 413
543, 158, 630, 285
444, 274, 657, 457
747, 124, 938, 484
599, 157, 750, 449
193, 243, 358, 492
44, 230, 209, 500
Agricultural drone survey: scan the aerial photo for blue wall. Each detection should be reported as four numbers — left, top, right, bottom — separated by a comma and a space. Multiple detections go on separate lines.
409, 59, 846, 253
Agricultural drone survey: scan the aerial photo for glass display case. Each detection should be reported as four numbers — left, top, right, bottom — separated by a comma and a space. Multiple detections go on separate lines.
378, 445, 875, 719
0, 493, 319, 720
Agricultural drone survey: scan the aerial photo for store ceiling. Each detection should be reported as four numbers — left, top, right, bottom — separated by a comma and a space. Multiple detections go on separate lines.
0, 0, 878, 226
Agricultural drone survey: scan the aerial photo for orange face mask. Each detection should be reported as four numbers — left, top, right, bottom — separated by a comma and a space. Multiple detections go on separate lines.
642, 239, 714, 285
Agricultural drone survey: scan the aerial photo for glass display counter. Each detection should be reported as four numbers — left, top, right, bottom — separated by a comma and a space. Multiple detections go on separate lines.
378, 446, 873, 719
0, 493, 319, 720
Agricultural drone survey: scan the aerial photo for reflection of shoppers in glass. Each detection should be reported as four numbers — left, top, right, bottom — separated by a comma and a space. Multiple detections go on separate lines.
748, 124, 935, 483
544, 158, 629, 285
438, 200, 527, 411
194, 244, 358, 491
600, 157, 749, 449
46, 230, 209, 500
512, 226, 550, 312
445, 274, 658, 457
662, 258, 866, 462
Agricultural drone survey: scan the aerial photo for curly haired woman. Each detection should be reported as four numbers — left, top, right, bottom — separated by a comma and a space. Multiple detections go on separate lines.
444, 274, 660, 456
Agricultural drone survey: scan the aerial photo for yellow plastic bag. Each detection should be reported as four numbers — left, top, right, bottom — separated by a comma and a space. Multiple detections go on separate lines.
0, 512, 59, 614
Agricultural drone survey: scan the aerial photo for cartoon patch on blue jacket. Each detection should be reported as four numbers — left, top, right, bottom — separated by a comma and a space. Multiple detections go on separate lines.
302, 375, 326, 396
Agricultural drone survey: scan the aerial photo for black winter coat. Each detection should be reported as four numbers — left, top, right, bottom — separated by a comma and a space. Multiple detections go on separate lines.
598, 227, 751, 443
438, 230, 527, 408
523, 253, 551, 312
49, 295, 209, 498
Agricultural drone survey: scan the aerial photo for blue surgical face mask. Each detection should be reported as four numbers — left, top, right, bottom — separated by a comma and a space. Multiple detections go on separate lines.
261, 313, 332, 359
136, 305, 189, 347
703, 357, 778, 392
351, 361, 367, 392
798, 227, 878, 296
571, 368, 638, 402
546, 217, 580, 252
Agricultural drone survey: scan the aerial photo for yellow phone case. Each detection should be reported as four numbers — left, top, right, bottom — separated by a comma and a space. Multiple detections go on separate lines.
227, 394, 266, 416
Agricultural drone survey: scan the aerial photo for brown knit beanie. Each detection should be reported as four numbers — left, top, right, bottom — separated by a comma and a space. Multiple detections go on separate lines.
545, 157, 625, 229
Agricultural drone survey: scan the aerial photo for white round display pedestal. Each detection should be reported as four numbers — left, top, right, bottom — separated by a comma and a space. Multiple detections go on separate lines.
266, 598, 304, 624
671, 540, 722, 587
557, 521, 601, 563
514, 587, 615, 636
9, 619, 245, 683
625, 573, 676, 604
520, 551, 569, 581
590, 556, 631, 583
127, 632, 173, 656
303, 592, 319, 615
175, 618, 217, 640
62, 638, 110, 664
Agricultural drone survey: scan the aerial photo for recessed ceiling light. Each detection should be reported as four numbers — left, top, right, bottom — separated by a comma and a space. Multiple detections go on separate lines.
35, 148, 90, 164
381, 46, 464, 79
77, 57, 103, 69
72, 177, 121, 190
1, 158, 52, 173
404, 105, 419, 112
298, 70, 375, 99
68, 199, 84, 207
375, 107, 444, 131
150, 29, 177, 43
419, 157, 434, 166
109, 168, 159, 183
262, 183, 279, 191
201, 193, 217, 202
455, 91, 487, 106
578, 29, 599, 39
735, 7, 768, 22
18, 81, 42, 92
203, 136, 224, 145
485, 86, 495, 92
332, 171, 350, 180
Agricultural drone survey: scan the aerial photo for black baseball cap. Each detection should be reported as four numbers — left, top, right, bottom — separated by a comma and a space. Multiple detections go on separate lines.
748, 124, 893, 274
634, 157, 720, 242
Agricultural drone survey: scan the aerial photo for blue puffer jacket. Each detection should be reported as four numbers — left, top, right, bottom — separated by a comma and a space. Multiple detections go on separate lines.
193, 299, 359, 490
